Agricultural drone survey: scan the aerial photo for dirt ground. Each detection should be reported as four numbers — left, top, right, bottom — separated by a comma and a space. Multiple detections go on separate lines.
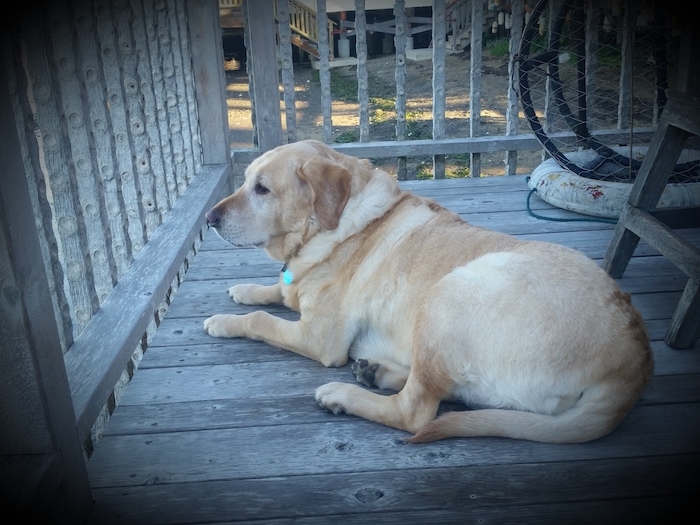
224, 49, 543, 180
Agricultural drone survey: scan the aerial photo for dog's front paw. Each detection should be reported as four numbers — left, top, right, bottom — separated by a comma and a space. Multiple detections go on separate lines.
315, 382, 349, 415
228, 284, 258, 304
203, 314, 237, 338
352, 359, 380, 387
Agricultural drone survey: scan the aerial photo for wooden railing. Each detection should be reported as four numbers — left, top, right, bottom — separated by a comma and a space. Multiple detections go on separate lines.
241, 0, 663, 180
2, 0, 232, 458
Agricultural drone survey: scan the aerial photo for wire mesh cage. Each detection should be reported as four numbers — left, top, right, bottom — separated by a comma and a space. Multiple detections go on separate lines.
518, 0, 700, 185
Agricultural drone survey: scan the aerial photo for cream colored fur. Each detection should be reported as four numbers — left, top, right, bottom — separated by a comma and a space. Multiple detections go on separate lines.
203, 140, 654, 443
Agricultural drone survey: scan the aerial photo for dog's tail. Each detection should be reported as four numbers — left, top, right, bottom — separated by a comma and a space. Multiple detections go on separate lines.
408, 379, 645, 444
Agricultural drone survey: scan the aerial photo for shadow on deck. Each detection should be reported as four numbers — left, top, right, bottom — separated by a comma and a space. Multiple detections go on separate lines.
86, 175, 700, 524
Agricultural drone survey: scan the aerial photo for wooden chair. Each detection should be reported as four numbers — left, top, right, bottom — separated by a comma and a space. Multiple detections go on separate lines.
602, 90, 700, 349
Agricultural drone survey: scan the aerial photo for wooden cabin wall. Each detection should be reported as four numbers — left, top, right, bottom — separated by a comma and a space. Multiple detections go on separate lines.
2, 0, 203, 352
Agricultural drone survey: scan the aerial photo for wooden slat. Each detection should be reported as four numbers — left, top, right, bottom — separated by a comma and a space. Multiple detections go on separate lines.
622, 206, 700, 279
231, 128, 656, 164
64, 164, 230, 445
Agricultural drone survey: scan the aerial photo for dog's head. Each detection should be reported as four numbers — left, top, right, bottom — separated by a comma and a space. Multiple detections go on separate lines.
206, 140, 371, 260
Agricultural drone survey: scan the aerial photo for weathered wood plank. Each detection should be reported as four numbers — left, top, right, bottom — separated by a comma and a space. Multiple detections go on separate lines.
49, 4, 116, 304
88, 454, 696, 524
231, 128, 655, 165
242, 0, 283, 151
64, 164, 230, 444
175, 0, 200, 176
276, 0, 297, 143
432, 0, 446, 179
315, 0, 333, 142
2, 31, 73, 349
186, 0, 230, 165
24, 12, 97, 335
100, 373, 700, 436
469, 0, 483, 177
96, 1, 147, 258
106, 342, 700, 409
141, 315, 699, 377
142, 0, 178, 208
87, 403, 700, 488
355, 0, 369, 141
505, 0, 524, 175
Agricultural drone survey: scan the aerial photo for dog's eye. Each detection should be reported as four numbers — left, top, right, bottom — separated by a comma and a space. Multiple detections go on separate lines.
254, 182, 270, 195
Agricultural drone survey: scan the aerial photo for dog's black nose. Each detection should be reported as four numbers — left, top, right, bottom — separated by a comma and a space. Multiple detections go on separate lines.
205, 209, 220, 228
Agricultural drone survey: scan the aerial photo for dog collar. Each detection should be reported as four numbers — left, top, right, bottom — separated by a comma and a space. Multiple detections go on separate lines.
281, 263, 294, 285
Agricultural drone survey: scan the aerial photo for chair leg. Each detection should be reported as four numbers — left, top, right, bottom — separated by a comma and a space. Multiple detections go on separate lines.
666, 279, 700, 349
602, 207, 640, 279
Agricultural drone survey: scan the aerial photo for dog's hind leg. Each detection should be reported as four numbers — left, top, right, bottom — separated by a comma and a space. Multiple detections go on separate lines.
352, 358, 409, 391
315, 367, 449, 434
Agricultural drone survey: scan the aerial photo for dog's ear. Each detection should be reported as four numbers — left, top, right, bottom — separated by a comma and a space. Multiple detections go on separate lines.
297, 157, 352, 230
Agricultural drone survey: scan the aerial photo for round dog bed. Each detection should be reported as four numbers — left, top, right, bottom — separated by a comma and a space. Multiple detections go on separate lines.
527, 147, 700, 219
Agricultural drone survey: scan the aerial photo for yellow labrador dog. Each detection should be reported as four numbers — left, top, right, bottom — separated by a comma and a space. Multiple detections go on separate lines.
203, 140, 653, 443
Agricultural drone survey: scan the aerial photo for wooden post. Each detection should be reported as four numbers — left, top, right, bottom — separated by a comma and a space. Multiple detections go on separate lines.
470, 0, 483, 177
277, 0, 298, 143
316, 0, 333, 143
617, 0, 636, 131
585, 0, 600, 133
356, 0, 370, 142
243, 0, 283, 151
187, 0, 232, 165
395, 0, 408, 180
432, 0, 446, 179
505, 0, 524, 175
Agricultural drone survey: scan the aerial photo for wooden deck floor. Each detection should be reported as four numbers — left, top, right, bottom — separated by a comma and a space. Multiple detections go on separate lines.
86, 175, 700, 524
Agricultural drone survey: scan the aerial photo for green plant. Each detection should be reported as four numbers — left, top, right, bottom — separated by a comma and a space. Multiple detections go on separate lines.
334, 130, 359, 143
311, 69, 358, 102
486, 37, 510, 58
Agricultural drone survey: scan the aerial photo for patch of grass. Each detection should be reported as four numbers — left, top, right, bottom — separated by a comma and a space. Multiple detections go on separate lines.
334, 130, 359, 143
311, 69, 358, 102
405, 118, 431, 140
486, 37, 510, 58
415, 161, 433, 180
412, 154, 471, 179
